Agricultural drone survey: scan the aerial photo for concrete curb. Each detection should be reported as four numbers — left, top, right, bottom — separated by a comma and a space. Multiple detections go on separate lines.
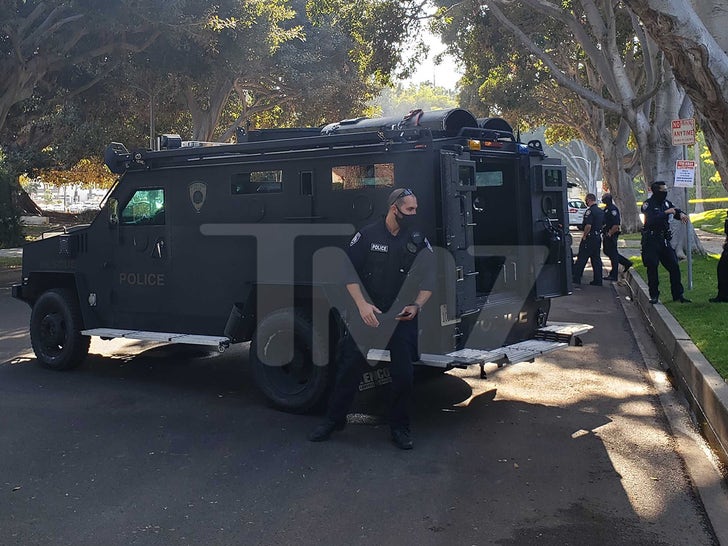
626, 270, 728, 466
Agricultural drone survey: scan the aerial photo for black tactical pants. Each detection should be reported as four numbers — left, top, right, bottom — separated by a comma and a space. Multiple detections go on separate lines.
602, 233, 631, 278
572, 235, 602, 283
326, 316, 416, 430
641, 233, 684, 300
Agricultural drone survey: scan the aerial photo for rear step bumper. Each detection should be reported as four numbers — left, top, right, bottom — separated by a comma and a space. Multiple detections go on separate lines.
367, 322, 592, 369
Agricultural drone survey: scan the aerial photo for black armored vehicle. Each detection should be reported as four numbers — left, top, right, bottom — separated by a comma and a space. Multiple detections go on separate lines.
13, 108, 590, 411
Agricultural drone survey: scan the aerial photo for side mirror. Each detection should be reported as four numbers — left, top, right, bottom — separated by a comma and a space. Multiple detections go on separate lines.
109, 198, 119, 226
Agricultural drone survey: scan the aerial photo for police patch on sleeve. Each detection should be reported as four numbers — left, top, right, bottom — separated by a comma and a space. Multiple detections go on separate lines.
612, 210, 617, 216
585, 210, 591, 217
424, 237, 433, 252
349, 232, 361, 247
641, 202, 649, 211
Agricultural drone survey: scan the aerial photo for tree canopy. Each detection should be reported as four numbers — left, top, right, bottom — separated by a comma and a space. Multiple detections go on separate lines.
0, 0, 420, 190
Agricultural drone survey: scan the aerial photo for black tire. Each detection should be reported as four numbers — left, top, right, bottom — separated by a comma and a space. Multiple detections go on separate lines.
30, 288, 90, 371
250, 309, 334, 413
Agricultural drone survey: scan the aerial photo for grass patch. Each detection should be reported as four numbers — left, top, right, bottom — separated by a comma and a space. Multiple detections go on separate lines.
690, 208, 726, 235
632, 254, 728, 379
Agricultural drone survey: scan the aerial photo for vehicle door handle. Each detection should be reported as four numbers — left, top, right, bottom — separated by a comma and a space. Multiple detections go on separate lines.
152, 238, 165, 259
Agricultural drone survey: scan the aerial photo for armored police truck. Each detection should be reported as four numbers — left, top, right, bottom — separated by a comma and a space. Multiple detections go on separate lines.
13, 108, 590, 412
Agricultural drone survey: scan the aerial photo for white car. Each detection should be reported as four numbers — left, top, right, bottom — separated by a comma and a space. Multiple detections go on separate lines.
568, 199, 588, 228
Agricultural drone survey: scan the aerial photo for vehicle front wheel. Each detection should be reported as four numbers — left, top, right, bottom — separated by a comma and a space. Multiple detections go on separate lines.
30, 289, 90, 370
250, 309, 335, 413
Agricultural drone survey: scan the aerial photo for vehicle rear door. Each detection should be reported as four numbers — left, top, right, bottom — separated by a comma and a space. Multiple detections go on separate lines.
447, 152, 537, 307
439, 150, 479, 317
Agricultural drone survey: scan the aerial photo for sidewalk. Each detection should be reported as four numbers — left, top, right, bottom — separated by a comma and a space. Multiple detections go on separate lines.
570, 226, 728, 467
0, 248, 22, 259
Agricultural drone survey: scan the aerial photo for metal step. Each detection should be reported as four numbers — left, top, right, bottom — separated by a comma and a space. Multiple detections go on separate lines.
367, 339, 567, 369
81, 328, 230, 352
500, 339, 568, 364
366, 349, 458, 369
367, 321, 590, 369
535, 322, 593, 344
445, 347, 508, 365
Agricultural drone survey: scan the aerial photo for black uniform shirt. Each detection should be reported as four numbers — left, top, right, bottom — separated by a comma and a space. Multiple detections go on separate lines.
583, 203, 604, 236
603, 203, 621, 232
641, 196, 680, 234
345, 219, 435, 312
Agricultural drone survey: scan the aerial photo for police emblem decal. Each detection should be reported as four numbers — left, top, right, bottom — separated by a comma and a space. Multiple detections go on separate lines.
189, 181, 207, 213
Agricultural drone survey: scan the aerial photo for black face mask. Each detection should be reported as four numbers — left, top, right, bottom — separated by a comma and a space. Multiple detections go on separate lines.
395, 206, 417, 230
653, 190, 667, 203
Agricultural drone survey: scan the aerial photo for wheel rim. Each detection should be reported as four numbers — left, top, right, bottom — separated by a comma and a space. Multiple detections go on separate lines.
259, 329, 315, 396
39, 312, 67, 358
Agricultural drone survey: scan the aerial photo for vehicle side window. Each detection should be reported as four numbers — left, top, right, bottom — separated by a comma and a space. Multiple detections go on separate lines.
120, 188, 165, 225
231, 170, 283, 194
474, 158, 505, 187
331, 163, 394, 190
543, 168, 563, 188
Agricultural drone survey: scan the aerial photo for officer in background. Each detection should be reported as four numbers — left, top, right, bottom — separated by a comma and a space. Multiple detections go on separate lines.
709, 213, 728, 303
309, 188, 434, 449
641, 181, 690, 304
572, 193, 604, 286
601, 193, 632, 281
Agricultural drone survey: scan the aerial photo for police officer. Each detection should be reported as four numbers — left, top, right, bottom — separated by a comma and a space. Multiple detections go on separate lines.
641, 181, 690, 304
309, 188, 434, 449
601, 193, 632, 281
709, 214, 728, 303
572, 193, 604, 286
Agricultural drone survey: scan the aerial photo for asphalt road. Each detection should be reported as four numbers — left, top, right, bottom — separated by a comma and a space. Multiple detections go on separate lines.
0, 270, 720, 545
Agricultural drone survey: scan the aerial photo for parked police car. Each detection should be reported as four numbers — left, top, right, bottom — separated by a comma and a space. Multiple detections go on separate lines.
13, 108, 590, 412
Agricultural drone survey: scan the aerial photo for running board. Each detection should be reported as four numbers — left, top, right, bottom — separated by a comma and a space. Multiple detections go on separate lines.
367, 321, 592, 370
81, 328, 230, 352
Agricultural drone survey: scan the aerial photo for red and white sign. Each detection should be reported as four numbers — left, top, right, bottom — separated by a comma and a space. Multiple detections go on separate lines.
674, 159, 696, 188
671, 118, 696, 146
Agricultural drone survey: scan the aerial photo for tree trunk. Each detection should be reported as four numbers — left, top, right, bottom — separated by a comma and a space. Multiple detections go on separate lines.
183, 79, 234, 142
624, 0, 728, 193
596, 120, 641, 233
690, 0, 728, 52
